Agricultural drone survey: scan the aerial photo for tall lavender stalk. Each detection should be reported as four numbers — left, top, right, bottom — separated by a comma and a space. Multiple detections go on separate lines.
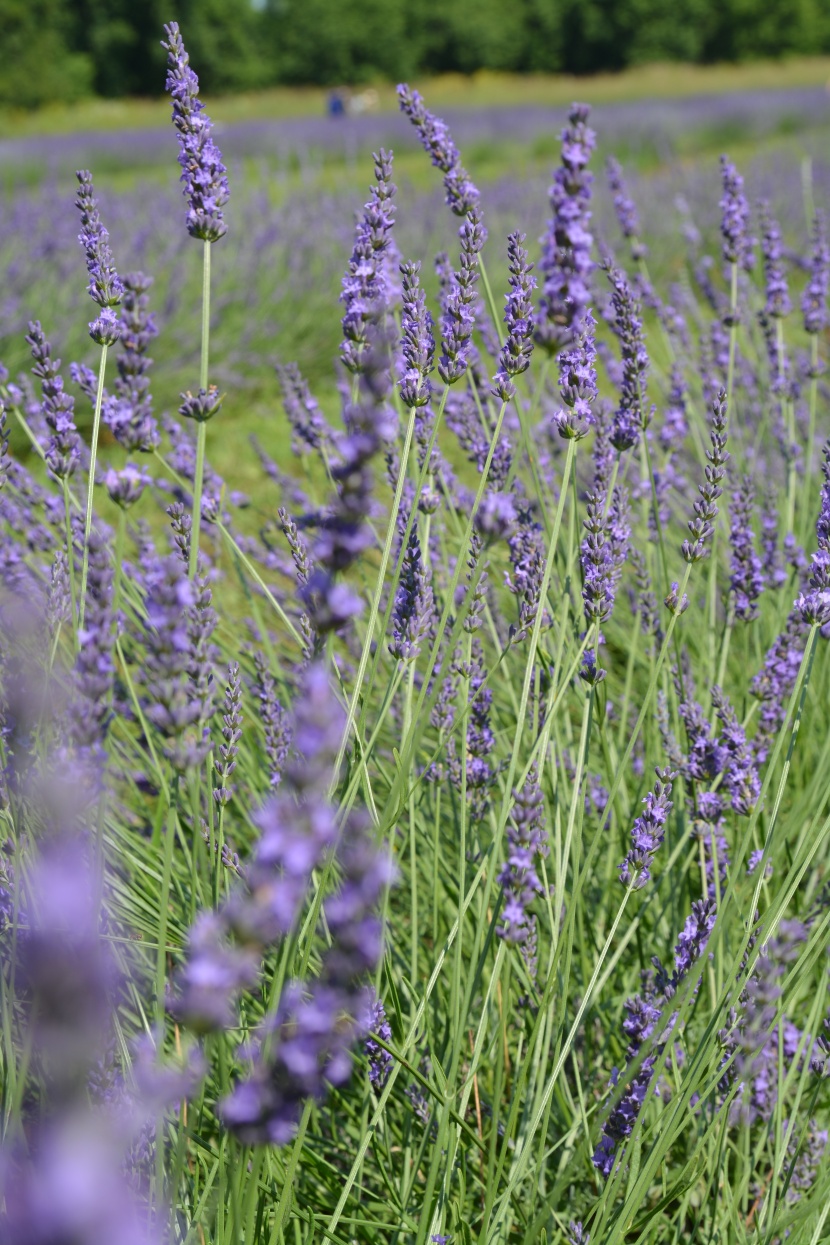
162, 21, 230, 580
75, 170, 122, 626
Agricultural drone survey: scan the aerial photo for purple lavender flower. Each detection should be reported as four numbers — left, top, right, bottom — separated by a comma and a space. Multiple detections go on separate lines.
0, 400, 8, 492
492, 231, 536, 401
71, 528, 115, 754
711, 687, 760, 815
498, 767, 546, 944
729, 474, 764, 620
254, 651, 290, 789
102, 272, 159, 452
168, 912, 259, 1033
569, 1224, 590, 1245
439, 207, 486, 385
803, 212, 829, 338
720, 156, 755, 272
536, 103, 596, 354
340, 150, 397, 374
581, 485, 630, 632
606, 156, 646, 260
397, 85, 479, 216
607, 267, 650, 451
26, 320, 81, 480
364, 997, 393, 1091
619, 768, 675, 889
141, 552, 206, 771
162, 22, 229, 242
104, 463, 150, 509
214, 660, 243, 806
759, 201, 791, 320
277, 363, 330, 454
797, 440, 830, 628
399, 260, 435, 408
75, 169, 122, 346
682, 389, 729, 563
389, 525, 434, 663
46, 548, 70, 634
553, 308, 597, 440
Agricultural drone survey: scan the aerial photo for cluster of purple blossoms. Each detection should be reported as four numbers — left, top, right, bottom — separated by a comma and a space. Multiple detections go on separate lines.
729, 474, 764, 620
341, 149, 397, 373
75, 169, 123, 345
619, 768, 675, 889
105, 462, 151, 510
364, 998, 393, 1091
506, 505, 545, 642
606, 156, 647, 260
399, 260, 435, 409
719, 155, 755, 272
682, 389, 729, 563
498, 767, 547, 944
277, 362, 330, 454
397, 85, 479, 216
751, 609, 806, 757
253, 650, 290, 788
759, 201, 792, 320
607, 268, 650, 451
492, 231, 536, 401
439, 206, 487, 384
26, 320, 82, 481
803, 211, 830, 340
389, 526, 434, 663
797, 440, 830, 630
71, 528, 115, 756
553, 308, 598, 440
162, 22, 229, 242
102, 272, 160, 451
593, 899, 716, 1178
214, 661, 243, 806
535, 103, 596, 354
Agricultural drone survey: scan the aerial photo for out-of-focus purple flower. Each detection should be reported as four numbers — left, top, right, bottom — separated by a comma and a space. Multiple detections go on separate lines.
569, 1223, 590, 1245
0, 401, 9, 493
729, 474, 764, 620
104, 463, 150, 509
168, 912, 259, 1033
759, 201, 791, 320
536, 103, 595, 355
277, 362, 330, 454
364, 997, 393, 1091
141, 551, 206, 770
399, 260, 435, 408
341, 150, 397, 374
178, 384, 223, 424
553, 308, 597, 440
492, 231, 536, 401
661, 363, 688, 451
75, 169, 122, 345
46, 548, 70, 634
606, 156, 646, 260
102, 272, 159, 452
439, 207, 486, 385
720, 156, 755, 272
389, 525, 434, 663
751, 609, 806, 757
803, 212, 829, 339
682, 389, 729, 562
619, 768, 675, 889
214, 660, 243, 806
71, 528, 115, 755
397, 84, 479, 216
162, 22, 229, 242
26, 320, 81, 480
607, 268, 650, 451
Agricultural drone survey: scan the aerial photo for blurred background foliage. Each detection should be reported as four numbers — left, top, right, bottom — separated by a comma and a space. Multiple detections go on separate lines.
5, 0, 830, 109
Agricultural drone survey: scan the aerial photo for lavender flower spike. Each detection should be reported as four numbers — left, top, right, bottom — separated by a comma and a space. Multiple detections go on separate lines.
399, 260, 435, 408
759, 201, 791, 320
26, 320, 82, 481
619, 767, 676, 889
803, 211, 829, 338
389, 526, 434, 663
438, 206, 486, 385
397, 84, 479, 216
682, 388, 729, 563
162, 22, 229, 242
608, 267, 650, 452
75, 170, 122, 346
340, 150, 397, 374
606, 156, 647, 260
729, 474, 764, 620
535, 103, 596, 355
492, 231, 536, 401
553, 308, 597, 440
719, 155, 755, 272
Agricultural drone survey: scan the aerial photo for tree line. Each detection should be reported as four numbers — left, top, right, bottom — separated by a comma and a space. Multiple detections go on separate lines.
5, 0, 830, 110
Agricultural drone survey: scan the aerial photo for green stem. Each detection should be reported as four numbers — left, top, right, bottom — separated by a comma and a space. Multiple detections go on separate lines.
78, 342, 109, 626
189, 240, 211, 580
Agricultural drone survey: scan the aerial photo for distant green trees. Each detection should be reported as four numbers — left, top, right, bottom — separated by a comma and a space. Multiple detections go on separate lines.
3, 0, 830, 109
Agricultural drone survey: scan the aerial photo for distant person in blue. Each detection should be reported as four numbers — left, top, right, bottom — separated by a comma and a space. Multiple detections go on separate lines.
327, 91, 345, 118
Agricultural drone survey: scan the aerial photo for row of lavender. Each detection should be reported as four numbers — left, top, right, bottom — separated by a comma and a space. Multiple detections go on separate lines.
1, 21, 830, 1245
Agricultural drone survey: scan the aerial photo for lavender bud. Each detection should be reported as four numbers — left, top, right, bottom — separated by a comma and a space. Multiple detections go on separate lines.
491, 231, 536, 401
104, 463, 151, 509
178, 385, 223, 423
397, 84, 479, 216
682, 389, 729, 563
719, 156, 755, 272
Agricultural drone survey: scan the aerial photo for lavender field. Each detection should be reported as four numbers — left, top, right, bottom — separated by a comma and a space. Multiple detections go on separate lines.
2, 21, 830, 1245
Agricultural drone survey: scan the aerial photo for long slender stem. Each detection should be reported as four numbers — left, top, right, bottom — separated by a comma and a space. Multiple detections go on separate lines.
78, 342, 108, 625
189, 240, 211, 580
